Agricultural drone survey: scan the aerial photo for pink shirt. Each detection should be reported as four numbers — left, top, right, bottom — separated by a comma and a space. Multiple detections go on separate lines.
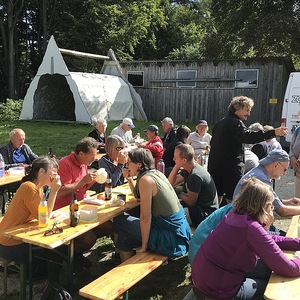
54, 152, 88, 210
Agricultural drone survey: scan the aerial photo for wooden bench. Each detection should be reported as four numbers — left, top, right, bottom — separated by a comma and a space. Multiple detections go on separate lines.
79, 251, 168, 300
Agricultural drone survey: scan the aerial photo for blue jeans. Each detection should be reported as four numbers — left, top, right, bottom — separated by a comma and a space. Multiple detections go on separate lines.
234, 259, 271, 300
114, 214, 142, 252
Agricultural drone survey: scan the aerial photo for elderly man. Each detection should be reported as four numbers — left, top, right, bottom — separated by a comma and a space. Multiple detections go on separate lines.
161, 117, 177, 149
88, 117, 107, 153
54, 137, 113, 271
168, 144, 218, 227
208, 95, 288, 204
233, 149, 300, 218
111, 117, 136, 144
0, 128, 38, 213
136, 125, 163, 168
0, 128, 38, 169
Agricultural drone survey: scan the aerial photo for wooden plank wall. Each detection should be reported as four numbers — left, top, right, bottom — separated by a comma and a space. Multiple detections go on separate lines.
120, 58, 294, 127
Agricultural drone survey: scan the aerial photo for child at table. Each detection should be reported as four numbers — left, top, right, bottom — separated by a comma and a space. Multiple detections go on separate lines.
185, 178, 300, 300
0, 156, 62, 281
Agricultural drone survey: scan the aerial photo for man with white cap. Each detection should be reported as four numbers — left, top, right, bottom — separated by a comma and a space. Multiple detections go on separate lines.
233, 149, 300, 218
111, 118, 136, 144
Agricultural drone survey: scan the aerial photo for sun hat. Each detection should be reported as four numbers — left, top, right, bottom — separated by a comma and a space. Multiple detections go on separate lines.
144, 125, 159, 132
259, 149, 290, 166
122, 118, 135, 129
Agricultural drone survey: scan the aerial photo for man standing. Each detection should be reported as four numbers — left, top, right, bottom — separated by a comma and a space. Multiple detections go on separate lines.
136, 125, 163, 168
208, 96, 287, 204
54, 137, 113, 271
161, 117, 177, 149
111, 117, 136, 144
168, 144, 218, 227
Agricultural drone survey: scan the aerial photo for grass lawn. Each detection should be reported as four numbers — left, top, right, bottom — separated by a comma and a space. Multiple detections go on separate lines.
0, 120, 197, 158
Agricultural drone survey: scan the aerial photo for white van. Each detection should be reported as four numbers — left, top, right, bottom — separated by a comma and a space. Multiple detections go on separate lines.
280, 72, 300, 149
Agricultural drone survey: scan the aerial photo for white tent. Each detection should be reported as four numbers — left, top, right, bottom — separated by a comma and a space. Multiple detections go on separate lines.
20, 36, 147, 123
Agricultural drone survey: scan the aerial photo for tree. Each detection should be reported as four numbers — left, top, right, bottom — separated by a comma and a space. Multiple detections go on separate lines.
0, 0, 24, 99
205, 0, 300, 59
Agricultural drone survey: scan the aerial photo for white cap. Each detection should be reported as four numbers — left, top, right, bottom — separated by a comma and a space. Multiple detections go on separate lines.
122, 118, 135, 129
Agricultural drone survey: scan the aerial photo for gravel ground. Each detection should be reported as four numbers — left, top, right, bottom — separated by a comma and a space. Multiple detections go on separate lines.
0, 168, 297, 299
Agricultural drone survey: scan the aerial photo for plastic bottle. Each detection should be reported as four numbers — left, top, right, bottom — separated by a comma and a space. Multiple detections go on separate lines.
157, 159, 165, 174
38, 194, 48, 228
0, 153, 5, 178
70, 192, 79, 227
105, 174, 112, 200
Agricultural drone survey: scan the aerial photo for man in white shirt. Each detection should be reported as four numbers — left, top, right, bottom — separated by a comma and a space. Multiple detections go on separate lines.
111, 118, 136, 144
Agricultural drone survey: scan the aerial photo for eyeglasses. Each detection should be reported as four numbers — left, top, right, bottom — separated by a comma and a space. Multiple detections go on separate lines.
276, 162, 288, 172
116, 147, 124, 151
44, 222, 63, 236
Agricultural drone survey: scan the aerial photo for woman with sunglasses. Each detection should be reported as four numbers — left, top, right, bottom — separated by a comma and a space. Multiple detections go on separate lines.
0, 156, 62, 281
114, 148, 191, 262
99, 135, 127, 189
186, 178, 300, 300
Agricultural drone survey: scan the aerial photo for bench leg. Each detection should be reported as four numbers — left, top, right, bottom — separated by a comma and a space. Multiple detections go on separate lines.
122, 291, 129, 300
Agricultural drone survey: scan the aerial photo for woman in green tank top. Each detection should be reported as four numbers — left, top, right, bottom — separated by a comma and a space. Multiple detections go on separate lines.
114, 148, 191, 262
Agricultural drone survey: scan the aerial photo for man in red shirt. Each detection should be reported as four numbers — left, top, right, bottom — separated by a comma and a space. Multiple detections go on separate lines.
136, 125, 164, 168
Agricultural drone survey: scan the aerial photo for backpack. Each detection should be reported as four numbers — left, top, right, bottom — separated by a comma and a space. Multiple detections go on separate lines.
41, 282, 72, 300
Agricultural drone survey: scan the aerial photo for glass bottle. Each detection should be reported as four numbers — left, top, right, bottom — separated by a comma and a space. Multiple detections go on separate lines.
105, 174, 112, 200
157, 159, 165, 174
70, 192, 79, 227
38, 193, 48, 228
0, 153, 5, 178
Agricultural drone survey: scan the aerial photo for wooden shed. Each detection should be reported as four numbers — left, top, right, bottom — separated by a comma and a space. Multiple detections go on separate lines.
120, 57, 294, 126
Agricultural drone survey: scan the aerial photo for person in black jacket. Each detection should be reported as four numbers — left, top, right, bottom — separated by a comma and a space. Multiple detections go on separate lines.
161, 117, 177, 149
208, 96, 288, 205
88, 117, 107, 153
162, 125, 191, 176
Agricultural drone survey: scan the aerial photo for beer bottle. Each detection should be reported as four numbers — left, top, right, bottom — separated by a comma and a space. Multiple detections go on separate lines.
38, 193, 48, 228
70, 192, 79, 227
105, 174, 112, 200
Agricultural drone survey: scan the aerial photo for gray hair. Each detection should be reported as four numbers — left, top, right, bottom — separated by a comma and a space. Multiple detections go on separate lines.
105, 135, 125, 156
93, 117, 106, 127
9, 128, 25, 138
161, 117, 174, 126
249, 122, 264, 132
228, 96, 254, 114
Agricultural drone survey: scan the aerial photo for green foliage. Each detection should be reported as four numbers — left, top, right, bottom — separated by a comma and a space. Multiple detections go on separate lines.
0, 99, 23, 122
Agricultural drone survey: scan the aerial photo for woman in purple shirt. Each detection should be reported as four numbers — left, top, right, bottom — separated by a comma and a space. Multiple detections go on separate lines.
188, 177, 300, 300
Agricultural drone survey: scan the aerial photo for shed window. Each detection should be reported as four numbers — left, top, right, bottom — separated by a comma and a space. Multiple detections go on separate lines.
235, 69, 258, 88
127, 71, 144, 87
176, 70, 197, 88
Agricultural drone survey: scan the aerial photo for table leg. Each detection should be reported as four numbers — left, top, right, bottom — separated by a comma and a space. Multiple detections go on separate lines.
67, 241, 74, 295
29, 244, 33, 299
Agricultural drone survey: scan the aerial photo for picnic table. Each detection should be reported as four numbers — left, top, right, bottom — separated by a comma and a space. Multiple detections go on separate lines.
264, 215, 300, 300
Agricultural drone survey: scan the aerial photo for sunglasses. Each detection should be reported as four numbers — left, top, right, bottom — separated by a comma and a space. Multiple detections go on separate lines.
116, 147, 124, 151
44, 222, 63, 236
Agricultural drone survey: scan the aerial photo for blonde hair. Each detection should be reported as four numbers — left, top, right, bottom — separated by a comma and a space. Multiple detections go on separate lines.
105, 135, 125, 156
233, 177, 273, 224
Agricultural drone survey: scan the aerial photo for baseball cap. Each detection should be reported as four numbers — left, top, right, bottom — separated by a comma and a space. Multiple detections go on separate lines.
198, 120, 208, 126
259, 149, 290, 166
122, 118, 135, 129
144, 125, 159, 132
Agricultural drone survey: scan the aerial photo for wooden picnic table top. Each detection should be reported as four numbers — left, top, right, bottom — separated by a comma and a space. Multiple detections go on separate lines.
264, 215, 300, 300
3, 183, 138, 250
0, 173, 23, 186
